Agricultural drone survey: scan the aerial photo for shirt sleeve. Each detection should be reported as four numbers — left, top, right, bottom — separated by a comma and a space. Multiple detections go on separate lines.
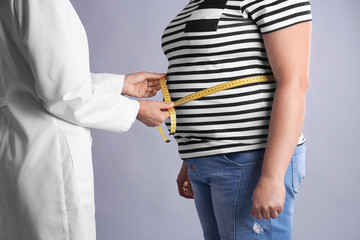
240, 0, 312, 34
13, 0, 139, 133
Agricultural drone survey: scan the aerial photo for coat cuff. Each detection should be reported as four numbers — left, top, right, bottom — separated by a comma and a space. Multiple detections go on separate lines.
109, 74, 125, 95
117, 98, 140, 132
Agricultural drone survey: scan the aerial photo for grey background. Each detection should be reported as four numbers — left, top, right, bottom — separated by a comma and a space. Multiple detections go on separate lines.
71, 0, 360, 239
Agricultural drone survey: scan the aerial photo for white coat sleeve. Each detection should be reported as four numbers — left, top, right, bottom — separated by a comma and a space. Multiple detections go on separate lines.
90, 73, 124, 96
13, 0, 139, 133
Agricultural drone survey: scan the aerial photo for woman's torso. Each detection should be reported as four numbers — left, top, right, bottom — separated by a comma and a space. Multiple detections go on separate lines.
162, 0, 307, 159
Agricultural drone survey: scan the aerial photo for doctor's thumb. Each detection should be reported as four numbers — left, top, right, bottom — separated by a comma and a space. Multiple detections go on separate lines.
160, 102, 174, 110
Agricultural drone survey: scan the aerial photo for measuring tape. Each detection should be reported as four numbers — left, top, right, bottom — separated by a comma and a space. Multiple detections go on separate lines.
157, 75, 276, 143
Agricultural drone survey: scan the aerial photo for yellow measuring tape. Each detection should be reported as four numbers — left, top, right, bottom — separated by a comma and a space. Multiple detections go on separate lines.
157, 75, 276, 143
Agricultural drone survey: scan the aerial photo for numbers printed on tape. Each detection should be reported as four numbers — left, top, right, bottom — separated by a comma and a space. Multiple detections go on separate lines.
158, 75, 276, 143
159, 77, 177, 134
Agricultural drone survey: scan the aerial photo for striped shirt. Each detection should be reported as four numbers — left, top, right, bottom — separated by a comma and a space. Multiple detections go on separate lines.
161, 0, 312, 159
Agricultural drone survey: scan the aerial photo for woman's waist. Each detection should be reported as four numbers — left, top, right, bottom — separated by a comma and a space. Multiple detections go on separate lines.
167, 75, 276, 102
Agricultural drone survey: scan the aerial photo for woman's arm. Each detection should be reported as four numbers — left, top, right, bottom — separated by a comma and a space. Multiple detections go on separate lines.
251, 21, 312, 220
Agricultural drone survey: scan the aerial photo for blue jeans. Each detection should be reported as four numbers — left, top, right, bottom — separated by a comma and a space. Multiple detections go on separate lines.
184, 144, 306, 240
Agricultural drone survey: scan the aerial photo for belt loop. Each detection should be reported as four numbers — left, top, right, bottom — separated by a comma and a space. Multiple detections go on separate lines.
0, 96, 7, 108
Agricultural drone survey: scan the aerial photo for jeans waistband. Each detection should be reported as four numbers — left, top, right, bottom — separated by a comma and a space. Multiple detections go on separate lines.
0, 96, 6, 108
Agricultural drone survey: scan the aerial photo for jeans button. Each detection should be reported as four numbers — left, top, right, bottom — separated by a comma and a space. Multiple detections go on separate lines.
189, 165, 195, 170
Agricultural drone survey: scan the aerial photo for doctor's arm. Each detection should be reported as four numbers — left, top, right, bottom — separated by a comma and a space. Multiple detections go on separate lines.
250, 22, 312, 220
90, 72, 162, 98
14, 0, 170, 131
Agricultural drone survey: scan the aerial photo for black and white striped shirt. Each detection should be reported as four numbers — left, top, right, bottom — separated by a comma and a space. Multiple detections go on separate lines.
162, 0, 312, 159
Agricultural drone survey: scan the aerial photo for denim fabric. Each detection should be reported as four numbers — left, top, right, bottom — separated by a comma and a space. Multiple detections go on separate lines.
185, 144, 306, 240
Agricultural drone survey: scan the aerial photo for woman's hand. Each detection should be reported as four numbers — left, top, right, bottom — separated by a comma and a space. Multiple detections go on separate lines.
251, 176, 285, 220
177, 162, 194, 199
122, 72, 163, 98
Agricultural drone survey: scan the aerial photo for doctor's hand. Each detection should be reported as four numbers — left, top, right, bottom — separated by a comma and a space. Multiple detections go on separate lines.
122, 72, 163, 98
136, 100, 174, 127
250, 176, 286, 220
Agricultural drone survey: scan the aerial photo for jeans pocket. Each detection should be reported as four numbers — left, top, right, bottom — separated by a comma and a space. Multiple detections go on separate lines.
65, 134, 94, 204
291, 150, 306, 194
223, 150, 264, 167
185, 159, 201, 178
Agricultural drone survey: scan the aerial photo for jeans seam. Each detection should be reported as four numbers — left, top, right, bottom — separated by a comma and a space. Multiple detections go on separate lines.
270, 218, 273, 240
292, 151, 305, 157
291, 153, 306, 194
233, 167, 242, 240
291, 158, 297, 194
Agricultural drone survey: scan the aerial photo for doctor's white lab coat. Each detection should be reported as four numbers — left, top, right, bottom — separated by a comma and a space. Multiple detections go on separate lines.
0, 0, 140, 239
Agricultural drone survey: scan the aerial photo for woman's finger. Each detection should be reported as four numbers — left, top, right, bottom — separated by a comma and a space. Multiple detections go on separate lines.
270, 210, 279, 219
179, 180, 194, 199
261, 210, 271, 220
251, 206, 263, 220
183, 181, 194, 195
182, 188, 194, 199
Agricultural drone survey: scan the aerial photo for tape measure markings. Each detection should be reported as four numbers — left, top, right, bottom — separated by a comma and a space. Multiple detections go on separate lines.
158, 75, 275, 142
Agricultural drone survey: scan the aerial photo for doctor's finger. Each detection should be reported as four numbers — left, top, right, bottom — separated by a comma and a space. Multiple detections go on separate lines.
144, 72, 166, 80
146, 84, 161, 92
143, 90, 158, 98
145, 85, 161, 92
147, 79, 160, 86
160, 111, 170, 120
159, 102, 174, 110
